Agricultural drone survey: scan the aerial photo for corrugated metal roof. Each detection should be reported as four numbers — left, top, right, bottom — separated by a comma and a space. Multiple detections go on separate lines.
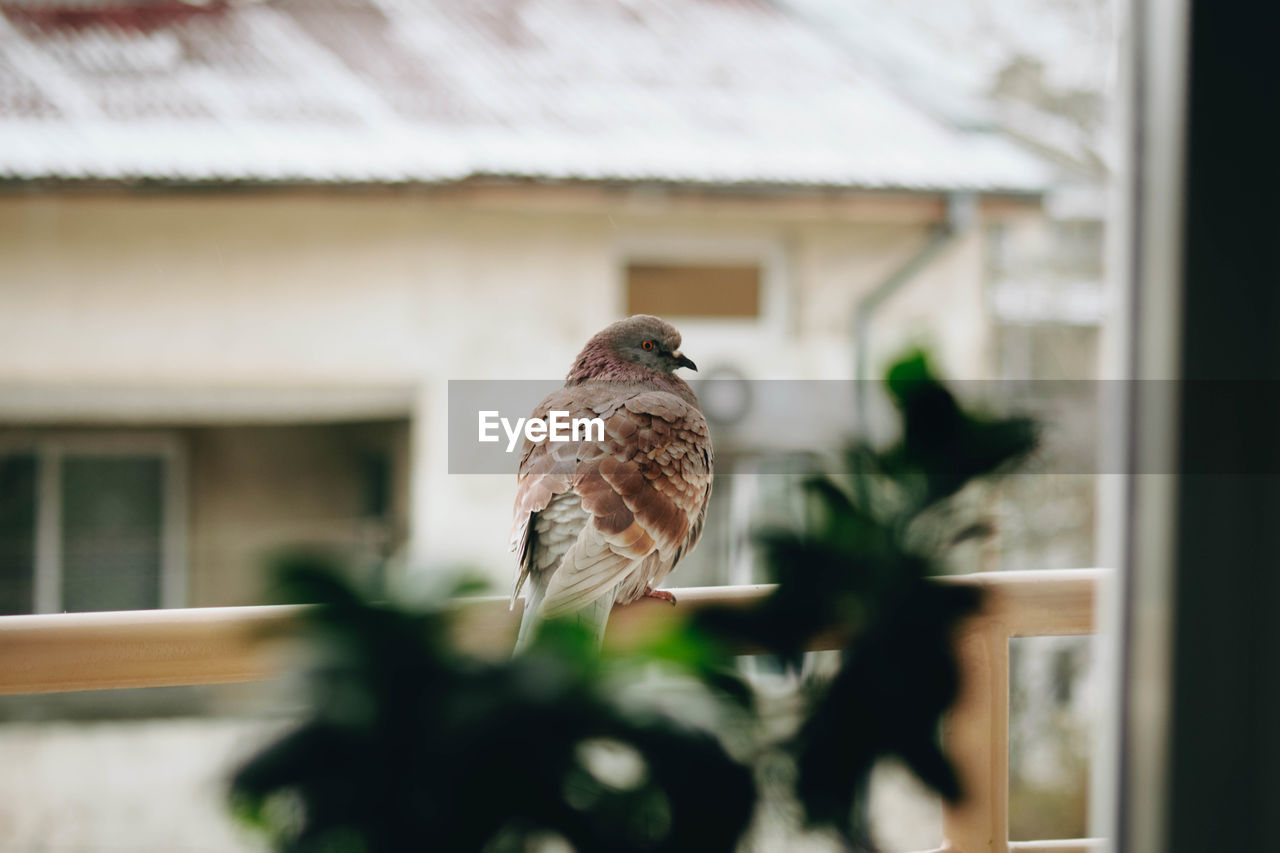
0, 0, 1051, 192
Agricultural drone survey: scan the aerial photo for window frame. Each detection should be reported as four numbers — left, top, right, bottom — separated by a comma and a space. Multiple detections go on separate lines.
612, 234, 791, 342
0, 431, 187, 613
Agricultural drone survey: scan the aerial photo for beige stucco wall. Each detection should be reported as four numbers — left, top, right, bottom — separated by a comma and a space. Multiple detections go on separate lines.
0, 190, 1030, 593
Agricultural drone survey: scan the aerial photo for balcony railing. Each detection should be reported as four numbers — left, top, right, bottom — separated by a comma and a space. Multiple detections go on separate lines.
0, 568, 1106, 853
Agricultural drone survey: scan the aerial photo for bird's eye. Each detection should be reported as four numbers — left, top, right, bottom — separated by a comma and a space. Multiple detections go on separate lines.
641, 340, 656, 352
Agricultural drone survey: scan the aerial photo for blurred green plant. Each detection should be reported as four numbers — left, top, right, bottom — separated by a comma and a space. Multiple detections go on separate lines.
693, 350, 1038, 846
229, 351, 1036, 852
230, 557, 755, 852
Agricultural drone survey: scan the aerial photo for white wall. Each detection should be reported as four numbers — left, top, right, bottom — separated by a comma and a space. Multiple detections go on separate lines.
0, 190, 1029, 592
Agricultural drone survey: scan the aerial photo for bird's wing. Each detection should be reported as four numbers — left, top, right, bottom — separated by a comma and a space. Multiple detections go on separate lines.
510, 385, 713, 617
508, 403, 576, 604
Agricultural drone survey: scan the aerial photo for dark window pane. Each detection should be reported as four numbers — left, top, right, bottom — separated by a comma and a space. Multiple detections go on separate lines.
626, 263, 761, 318
61, 456, 163, 612
0, 453, 37, 615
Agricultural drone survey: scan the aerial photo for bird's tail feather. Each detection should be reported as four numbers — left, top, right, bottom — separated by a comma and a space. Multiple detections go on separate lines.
514, 583, 617, 654
514, 579, 546, 652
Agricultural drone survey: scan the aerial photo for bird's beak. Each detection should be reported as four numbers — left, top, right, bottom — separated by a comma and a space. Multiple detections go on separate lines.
673, 352, 697, 371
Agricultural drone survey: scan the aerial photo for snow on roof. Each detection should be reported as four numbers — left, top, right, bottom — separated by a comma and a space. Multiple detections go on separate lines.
0, 0, 1051, 193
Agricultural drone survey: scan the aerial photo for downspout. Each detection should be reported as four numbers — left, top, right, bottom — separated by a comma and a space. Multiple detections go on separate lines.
853, 191, 977, 437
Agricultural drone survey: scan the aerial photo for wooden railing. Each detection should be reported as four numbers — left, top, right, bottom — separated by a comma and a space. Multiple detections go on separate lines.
0, 568, 1106, 853
935, 569, 1104, 853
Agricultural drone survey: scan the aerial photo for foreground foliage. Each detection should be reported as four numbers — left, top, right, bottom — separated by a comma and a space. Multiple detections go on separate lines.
231, 352, 1037, 851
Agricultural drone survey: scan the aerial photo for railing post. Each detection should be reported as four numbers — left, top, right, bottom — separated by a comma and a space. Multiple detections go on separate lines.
942, 613, 1010, 853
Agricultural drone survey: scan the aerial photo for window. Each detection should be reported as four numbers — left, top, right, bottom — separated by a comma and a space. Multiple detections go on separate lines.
0, 453, 37, 614
614, 236, 788, 339
0, 434, 184, 614
625, 262, 762, 319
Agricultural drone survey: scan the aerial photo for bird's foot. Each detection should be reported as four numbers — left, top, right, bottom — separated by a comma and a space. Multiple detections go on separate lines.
643, 586, 677, 605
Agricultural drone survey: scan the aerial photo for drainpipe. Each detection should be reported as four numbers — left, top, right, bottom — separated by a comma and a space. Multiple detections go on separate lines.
853, 191, 977, 437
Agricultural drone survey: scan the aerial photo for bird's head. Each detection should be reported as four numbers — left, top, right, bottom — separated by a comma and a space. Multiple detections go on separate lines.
566, 315, 698, 385
600, 314, 697, 374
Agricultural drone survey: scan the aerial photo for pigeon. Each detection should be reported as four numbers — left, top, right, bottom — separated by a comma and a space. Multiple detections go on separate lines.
509, 315, 714, 650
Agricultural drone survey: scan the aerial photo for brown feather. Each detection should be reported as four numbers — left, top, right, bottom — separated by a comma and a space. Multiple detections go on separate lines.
510, 317, 714, 630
